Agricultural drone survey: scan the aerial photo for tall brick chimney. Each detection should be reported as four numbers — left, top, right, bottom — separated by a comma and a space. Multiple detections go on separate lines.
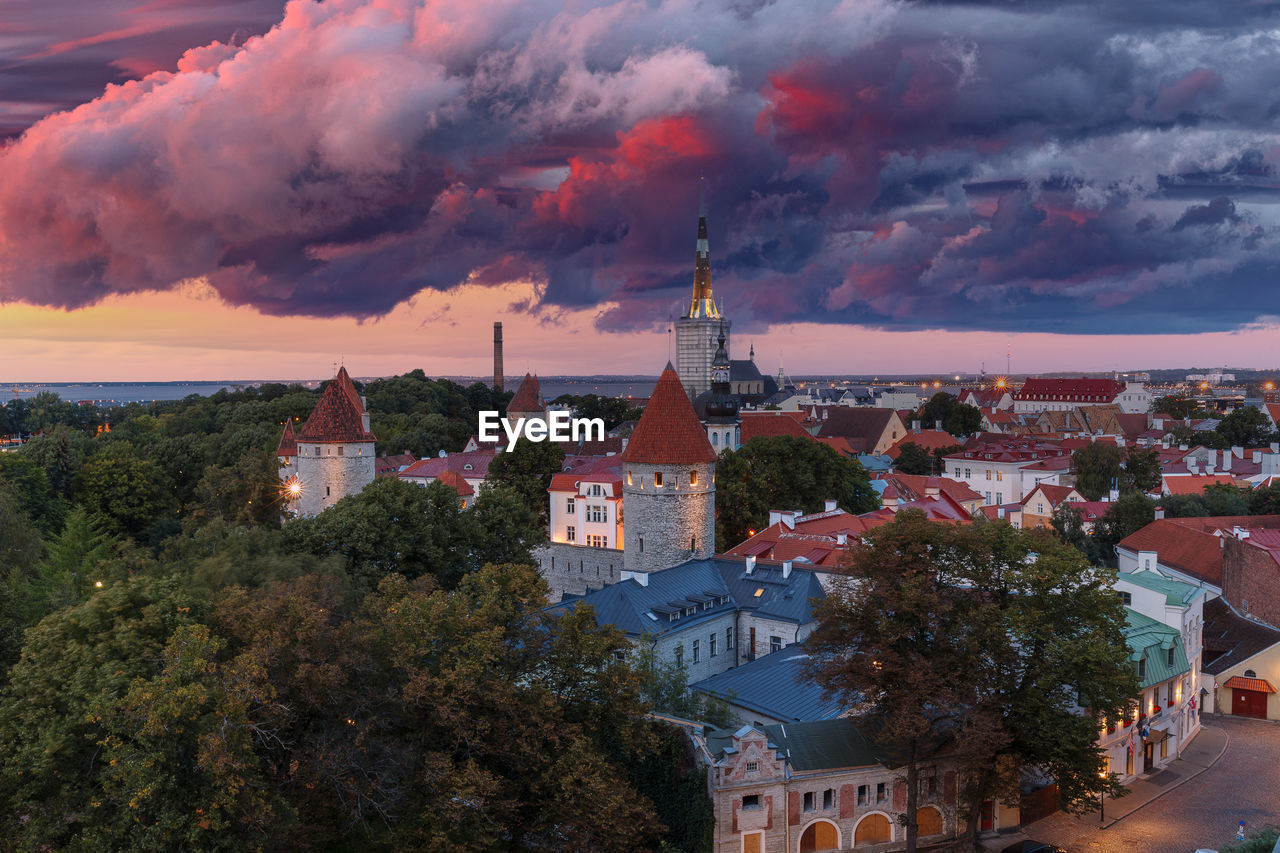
493, 322, 504, 392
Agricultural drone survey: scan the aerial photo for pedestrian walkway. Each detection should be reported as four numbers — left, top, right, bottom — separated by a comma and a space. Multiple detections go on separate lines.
984, 720, 1230, 850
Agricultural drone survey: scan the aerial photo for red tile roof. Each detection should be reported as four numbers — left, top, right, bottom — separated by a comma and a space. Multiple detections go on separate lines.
1117, 515, 1280, 585
375, 453, 416, 477
1162, 474, 1241, 495
1021, 484, 1082, 509
875, 473, 984, 506
620, 364, 716, 465
1223, 675, 1276, 694
816, 407, 897, 441
399, 450, 495, 481
740, 412, 817, 443
276, 419, 298, 457
508, 373, 545, 414
1012, 377, 1125, 403
297, 367, 376, 443
437, 469, 475, 497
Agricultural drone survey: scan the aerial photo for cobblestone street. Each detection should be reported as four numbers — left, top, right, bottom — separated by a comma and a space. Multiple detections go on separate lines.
1019, 716, 1280, 853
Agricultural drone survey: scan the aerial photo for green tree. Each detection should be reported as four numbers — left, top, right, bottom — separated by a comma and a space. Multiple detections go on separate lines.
0, 483, 45, 678
715, 436, 878, 550
632, 642, 732, 727
12, 507, 118, 628
75, 445, 178, 541
1072, 442, 1124, 500
1094, 493, 1157, 559
19, 425, 93, 499
553, 394, 643, 431
1151, 395, 1201, 419
1123, 447, 1163, 495
894, 441, 935, 475
1249, 483, 1280, 516
944, 403, 982, 437
485, 436, 566, 526
0, 576, 204, 849
807, 514, 1136, 850
1216, 406, 1277, 448
805, 512, 966, 853
1051, 502, 1103, 564
921, 392, 957, 429
0, 452, 68, 535
188, 449, 286, 528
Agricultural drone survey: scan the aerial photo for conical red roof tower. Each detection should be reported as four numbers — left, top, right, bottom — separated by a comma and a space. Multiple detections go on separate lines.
297, 366, 376, 443
621, 363, 716, 465
276, 418, 298, 457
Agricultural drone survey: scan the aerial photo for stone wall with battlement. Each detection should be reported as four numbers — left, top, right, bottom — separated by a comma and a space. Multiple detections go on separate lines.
537, 543, 626, 601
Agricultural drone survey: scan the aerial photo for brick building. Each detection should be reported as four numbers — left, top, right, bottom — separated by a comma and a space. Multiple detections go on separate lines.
696, 720, 957, 853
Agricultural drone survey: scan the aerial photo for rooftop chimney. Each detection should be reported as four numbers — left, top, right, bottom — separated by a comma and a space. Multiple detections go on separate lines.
493, 322, 504, 392
782, 560, 793, 578
745, 555, 756, 574
1154, 506, 1165, 520
824, 498, 838, 512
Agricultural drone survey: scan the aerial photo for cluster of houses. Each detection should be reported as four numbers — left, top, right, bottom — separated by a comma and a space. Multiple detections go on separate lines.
272, 206, 1280, 853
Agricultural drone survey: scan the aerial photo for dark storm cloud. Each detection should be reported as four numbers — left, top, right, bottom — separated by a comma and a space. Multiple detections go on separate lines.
1, 0, 1279, 335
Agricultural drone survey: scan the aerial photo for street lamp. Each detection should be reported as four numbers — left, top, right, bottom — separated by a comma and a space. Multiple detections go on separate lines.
1099, 765, 1108, 823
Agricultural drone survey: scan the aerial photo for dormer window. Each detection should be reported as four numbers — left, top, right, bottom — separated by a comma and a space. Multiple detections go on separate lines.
1167, 647, 1175, 667
1138, 657, 1146, 679
464, 464, 473, 471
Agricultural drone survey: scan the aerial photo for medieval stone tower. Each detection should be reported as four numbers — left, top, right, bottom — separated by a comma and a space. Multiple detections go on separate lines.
620, 364, 717, 575
675, 191, 729, 399
279, 366, 377, 517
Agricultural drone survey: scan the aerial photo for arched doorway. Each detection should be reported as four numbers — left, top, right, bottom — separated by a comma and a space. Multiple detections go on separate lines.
854, 813, 892, 845
799, 819, 840, 853
916, 806, 944, 837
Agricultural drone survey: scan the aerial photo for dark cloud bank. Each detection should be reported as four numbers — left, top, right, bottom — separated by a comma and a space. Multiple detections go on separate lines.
2, 0, 1279, 335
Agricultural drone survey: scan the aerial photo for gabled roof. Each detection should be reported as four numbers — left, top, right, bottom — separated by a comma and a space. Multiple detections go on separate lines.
620, 364, 716, 465
276, 419, 298, 457
296, 367, 376, 443
399, 450, 496, 482
508, 373, 545, 414
375, 452, 415, 477
816, 407, 897, 441
692, 647, 846, 722
1021, 483, 1082, 509
1162, 474, 1242, 495
740, 412, 817, 443
1123, 608, 1189, 689
765, 719, 886, 771
1202, 596, 1280, 675
437, 469, 475, 497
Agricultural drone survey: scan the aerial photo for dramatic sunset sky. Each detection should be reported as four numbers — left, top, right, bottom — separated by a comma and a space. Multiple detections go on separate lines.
2, 0, 1279, 381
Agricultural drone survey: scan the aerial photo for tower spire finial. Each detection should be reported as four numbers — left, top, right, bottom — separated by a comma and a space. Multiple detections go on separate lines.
686, 181, 718, 320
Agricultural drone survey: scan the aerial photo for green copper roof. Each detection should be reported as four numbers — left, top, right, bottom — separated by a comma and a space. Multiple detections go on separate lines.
1123, 608, 1190, 689
1121, 570, 1207, 607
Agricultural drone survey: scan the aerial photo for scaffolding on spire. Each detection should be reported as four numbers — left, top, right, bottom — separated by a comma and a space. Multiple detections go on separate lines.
686, 177, 719, 320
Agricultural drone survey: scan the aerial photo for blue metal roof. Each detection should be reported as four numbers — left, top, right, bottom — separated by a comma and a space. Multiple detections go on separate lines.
692, 646, 847, 722
552, 557, 825, 639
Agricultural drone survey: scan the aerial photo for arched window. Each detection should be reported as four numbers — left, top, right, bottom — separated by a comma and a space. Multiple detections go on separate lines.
1245, 669, 1257, 678
711, 432, 719, 446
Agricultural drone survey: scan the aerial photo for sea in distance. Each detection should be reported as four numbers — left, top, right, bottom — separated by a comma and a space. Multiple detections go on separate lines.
1, 378, 664, 407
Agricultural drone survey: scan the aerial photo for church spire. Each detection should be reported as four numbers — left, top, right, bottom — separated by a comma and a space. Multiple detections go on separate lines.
686, 178, 719, 320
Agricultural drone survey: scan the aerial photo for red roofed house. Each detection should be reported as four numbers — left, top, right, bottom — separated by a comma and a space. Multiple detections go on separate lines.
739, 411, 818, 444
1012, 377, 1151, 414
942, 436, 1073, 506
285, 366, 377, 517
1117, 515, 1280, 589
1019, 483, 1086, 529
398, 450, 496, 496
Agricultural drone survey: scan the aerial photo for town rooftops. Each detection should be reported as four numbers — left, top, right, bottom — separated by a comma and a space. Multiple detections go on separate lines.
296, 367, 376, 443
692, 645, 847, 723
620, 364, 717, 465
815, 407, 896, 441
739, 412, 817, 443
436, 469, 475, 497
508, 373, 546, 414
